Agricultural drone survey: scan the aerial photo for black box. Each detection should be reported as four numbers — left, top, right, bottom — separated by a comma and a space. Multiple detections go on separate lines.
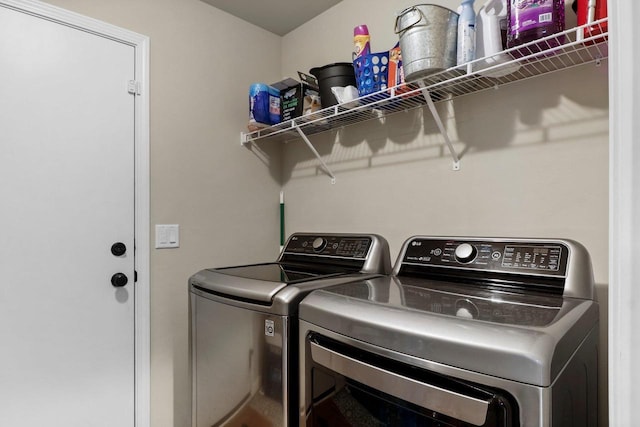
271, 72, 320, 122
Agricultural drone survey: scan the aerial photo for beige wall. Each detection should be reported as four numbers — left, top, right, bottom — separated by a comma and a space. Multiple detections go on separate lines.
281, 0, 609, 425
43, 0, 282, 426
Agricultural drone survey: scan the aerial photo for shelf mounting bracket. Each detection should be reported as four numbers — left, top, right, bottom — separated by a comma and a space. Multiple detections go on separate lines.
294, 125, 336, 184
418, 82, 461, 171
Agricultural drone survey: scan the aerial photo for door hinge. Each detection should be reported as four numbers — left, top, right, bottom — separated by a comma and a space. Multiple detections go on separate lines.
127, 80, 142, 95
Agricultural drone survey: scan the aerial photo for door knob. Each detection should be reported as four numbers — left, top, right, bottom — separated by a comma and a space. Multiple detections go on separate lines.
111, 242, 127, 256
111, 273, 128, 287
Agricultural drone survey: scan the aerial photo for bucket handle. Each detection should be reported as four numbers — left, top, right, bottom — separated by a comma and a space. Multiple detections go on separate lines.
394, 6, 427, 34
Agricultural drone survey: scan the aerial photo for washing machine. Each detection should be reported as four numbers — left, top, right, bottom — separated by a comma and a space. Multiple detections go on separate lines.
190, 232, 391, 427
299, 236, 599, 426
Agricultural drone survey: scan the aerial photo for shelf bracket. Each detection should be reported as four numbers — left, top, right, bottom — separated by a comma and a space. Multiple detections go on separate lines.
294, 126, 336, 184
418, 82, 461, 171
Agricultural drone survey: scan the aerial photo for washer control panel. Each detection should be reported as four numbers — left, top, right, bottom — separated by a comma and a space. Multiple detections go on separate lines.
402, 238, 568, 277
284, 234, 372, 259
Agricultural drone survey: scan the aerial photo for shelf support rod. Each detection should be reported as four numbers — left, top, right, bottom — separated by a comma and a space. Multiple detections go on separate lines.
418, 82, 461, 171
294, 125, 336, 184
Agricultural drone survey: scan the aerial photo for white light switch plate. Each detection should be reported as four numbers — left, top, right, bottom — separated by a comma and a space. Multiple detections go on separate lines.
155, 224, 179, 249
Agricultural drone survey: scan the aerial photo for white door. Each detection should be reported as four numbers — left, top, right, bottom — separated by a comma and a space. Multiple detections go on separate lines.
0, 4, 136, 426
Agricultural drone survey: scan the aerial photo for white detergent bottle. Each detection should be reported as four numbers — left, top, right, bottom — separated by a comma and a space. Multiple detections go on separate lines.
457, 0, 476, 66
474, 0, 521, 77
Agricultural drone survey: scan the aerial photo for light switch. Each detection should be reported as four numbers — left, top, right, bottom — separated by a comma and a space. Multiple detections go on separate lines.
156, 224, 179, 249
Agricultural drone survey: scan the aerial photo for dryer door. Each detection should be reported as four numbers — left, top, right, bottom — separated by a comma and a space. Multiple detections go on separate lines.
305, 333, 519, 427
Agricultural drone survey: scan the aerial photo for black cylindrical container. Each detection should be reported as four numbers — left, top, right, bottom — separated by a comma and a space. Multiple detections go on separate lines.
309, 63, 356, 108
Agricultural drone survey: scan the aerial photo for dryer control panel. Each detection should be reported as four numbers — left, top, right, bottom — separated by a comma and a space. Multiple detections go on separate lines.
401, 238, 569, 277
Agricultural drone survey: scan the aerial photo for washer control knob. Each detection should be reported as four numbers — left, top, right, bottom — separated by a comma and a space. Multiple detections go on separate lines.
455, 243, 477, 263
312, 237, 327, 252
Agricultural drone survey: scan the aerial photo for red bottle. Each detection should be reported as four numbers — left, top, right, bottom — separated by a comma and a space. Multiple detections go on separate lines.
576, 0, 608, 40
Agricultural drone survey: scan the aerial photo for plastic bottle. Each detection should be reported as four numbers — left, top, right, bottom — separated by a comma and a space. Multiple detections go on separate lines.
353, 25, 371, 59
476, 0, 508, 57
506, 0, 565, 55
576, 0, 608, 41
457, 0, 476, 66
474, 0, 520, 77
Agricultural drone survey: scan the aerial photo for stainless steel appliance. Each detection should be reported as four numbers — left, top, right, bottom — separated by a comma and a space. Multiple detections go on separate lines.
299, 236, 598, 426
190, 233, 391, 427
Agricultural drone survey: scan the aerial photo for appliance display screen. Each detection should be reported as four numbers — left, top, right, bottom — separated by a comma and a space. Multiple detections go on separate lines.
502, 245, 562, 271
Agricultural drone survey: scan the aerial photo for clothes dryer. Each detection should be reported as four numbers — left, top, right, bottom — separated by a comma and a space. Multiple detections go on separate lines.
299, 236, 598, 426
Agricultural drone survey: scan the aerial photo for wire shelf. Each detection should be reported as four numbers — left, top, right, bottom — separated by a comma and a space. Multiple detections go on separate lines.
242, 18, 608, 145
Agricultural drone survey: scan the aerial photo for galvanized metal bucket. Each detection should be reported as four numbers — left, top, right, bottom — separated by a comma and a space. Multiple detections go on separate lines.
395, 4, 459, 81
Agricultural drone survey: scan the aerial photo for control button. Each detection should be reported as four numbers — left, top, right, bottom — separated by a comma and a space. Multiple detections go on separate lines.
433, 248, 442, 256
312, 237, 327, 252
454, 243, 478, 263
492, 251, 502, 260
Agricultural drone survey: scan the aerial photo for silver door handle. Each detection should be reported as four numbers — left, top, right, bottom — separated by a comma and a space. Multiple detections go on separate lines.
309, 341, 489, 426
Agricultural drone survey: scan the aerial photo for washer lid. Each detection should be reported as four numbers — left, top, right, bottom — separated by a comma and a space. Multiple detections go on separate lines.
190, 262, 350, 304
299, 276, 599, 386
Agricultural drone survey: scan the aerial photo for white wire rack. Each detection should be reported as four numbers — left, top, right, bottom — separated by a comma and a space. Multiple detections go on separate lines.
241, 18, 608, 180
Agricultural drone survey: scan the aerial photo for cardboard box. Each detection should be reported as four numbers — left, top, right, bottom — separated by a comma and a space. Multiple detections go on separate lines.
388, 43, 410, 96
270, 72, 321, 122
